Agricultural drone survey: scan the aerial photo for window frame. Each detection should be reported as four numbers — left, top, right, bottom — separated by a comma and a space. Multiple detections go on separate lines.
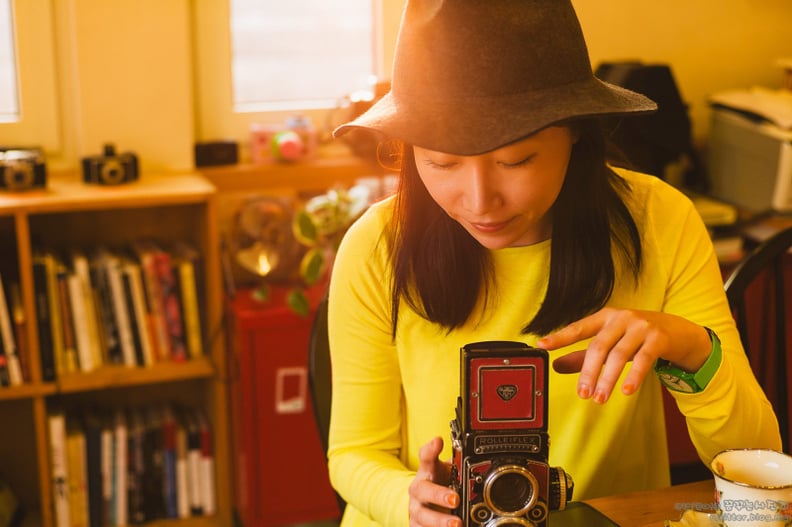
192, 0, 394, 147
0, 0, 60, 153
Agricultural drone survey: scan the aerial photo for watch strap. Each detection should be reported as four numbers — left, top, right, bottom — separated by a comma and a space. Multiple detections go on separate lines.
655, 327, 722, 393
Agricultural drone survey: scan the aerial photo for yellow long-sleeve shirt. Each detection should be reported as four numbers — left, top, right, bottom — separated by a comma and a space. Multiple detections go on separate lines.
326, 169, 781, 527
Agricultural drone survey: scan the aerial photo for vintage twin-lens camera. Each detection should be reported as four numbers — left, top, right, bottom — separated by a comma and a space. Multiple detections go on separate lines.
0, 148, 47, 191
450, 341, 573, 527
82, 143, 139, 185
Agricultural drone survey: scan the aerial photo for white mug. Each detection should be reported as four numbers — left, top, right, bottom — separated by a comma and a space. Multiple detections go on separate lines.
711, 449, 792, 527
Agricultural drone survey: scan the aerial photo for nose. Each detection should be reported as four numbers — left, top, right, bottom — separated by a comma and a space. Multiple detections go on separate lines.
462, 164, 502, 215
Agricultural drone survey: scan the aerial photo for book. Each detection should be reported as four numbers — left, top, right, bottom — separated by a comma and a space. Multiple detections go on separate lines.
42, 252, 67, 377
183, 408, 202, 516
56, 263, 79, 374
32, 254, 56, 381
195, 408, 216, 516
126, 407, 147, 525
161, 404, 178, 518
67, 273, 97, 372
139, 242, 187, 362
10, 282, 30, 382
90, 251, 122, 365
65, 419, 89, 527
130, 240, 170, 362
100, 415, 113, 526
81, 411, 105, 527
0, 273, 22, 386
71, 251, 104, 371
175, 413, 190, 518
171, 242, 204, 360
48, 412, 71, 527
112, 408, 128, 527
120, 260, 154, 367
141, 405, 166, 520
101, 250, 136, 368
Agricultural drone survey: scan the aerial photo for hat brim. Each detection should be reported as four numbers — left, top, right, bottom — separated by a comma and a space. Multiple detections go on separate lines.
334, 77, 657, 156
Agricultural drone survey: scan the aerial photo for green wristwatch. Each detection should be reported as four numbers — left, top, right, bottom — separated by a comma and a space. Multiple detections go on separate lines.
655, 327, 722, 393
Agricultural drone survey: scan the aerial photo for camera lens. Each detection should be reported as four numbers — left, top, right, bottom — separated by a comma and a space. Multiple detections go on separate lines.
483, 464, 538, 516
100, 159, 125, 184
4, 163, 34, 190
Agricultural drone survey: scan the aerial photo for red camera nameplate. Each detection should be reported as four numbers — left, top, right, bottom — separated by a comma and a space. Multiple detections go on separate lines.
470, 356, 545, 430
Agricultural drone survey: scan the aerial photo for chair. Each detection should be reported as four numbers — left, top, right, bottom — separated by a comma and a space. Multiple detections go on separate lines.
723, 225, 792, 452
307, 290, 347, 514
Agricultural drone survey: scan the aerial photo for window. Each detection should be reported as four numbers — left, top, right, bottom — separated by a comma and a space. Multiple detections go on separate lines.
194, 0, 394, 145
230, 0, 376, 112
0, 0, 60, 152
0, 0, 19, 122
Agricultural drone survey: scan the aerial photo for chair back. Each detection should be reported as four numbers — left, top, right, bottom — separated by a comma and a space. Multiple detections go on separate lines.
307, 290, 347, 514
723, 225, 792, 452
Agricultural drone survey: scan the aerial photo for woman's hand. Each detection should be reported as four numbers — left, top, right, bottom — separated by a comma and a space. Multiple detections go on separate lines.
408, 437, 461, 527
538, 307, 712, 403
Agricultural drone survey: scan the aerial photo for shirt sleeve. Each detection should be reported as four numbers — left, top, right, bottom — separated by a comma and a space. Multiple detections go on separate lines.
326, 202, 414, 527
643, 181, 782, 465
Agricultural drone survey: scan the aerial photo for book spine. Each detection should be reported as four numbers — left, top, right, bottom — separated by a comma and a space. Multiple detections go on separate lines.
104, 254, 136, 367
132, 244, 169, 362
0, 275, 23, 385
72, 253, 104, 370
48, 412, 72, 527
175, 259, 204, 360
153, 251, 187, 362
56, 266, 79, 374
10, 282, 30, 383
67, 274, 96, 372
33, 257, 56, 381
90, 260, 121, 365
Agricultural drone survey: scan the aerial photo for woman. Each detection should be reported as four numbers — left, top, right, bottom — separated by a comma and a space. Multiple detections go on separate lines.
327, 1, 781, 527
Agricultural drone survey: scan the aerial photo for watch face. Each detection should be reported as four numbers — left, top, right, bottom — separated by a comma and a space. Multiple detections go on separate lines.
658, 373, 696, 393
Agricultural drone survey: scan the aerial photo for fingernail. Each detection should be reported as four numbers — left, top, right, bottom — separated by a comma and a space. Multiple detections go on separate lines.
593, 389, 609, 404
445, 493, 458, 508
622, 383, 635, 395
447, 519, 462, 527
578, 383, 591, 399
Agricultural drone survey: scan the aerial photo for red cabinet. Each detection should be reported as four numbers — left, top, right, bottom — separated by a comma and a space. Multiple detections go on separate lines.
227, 286, 340, 527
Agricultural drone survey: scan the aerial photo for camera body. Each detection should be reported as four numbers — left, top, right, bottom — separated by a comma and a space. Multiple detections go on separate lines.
450, 341, 573, 527
82, 144, 139, 185
0, 148, 47, 191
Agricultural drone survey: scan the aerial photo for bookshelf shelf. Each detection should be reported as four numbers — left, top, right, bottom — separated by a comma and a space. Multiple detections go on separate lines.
55, 357, 216, 393
0, 172, 230, 527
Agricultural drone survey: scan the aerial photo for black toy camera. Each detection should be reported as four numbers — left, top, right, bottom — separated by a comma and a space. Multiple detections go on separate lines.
82, 143, 139, 185
0, 147, 47, 191
450, 341, 573, 527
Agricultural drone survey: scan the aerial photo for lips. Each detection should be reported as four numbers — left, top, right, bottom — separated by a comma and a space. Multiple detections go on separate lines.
469, 219, 511, 233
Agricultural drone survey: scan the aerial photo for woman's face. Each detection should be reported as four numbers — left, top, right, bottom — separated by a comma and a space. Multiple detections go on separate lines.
413, 126, 575, 249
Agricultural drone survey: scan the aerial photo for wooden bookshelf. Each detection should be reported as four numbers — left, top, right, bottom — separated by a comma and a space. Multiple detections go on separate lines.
0, 172, 230, 527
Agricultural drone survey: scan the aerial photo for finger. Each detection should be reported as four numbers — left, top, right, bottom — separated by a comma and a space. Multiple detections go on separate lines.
621, 344, 658, 396
418, 437, 444, 476
591, 325, 647, 403
552, 350, 587, 374
537, 310, 608, 350
409, 500, 461, 527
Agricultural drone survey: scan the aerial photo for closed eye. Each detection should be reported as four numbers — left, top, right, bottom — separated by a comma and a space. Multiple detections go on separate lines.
422, 159, 457, 170
500, 154, 536, 168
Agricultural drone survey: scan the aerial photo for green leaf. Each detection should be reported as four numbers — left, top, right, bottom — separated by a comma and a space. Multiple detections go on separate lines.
293, 210, 318, 246
251, 284, 270, 302
300, 248, 325, 285
287, 289, 310, 317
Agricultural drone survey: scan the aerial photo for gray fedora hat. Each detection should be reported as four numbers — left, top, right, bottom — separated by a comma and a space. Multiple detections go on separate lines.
334, 0, 657, 156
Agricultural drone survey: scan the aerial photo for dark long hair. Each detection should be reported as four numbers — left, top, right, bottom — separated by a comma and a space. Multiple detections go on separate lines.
387, 120, 643, 337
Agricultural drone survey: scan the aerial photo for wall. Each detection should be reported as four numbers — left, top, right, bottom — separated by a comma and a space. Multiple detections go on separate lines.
573, 0, 792, 143
41, 0, 792, 172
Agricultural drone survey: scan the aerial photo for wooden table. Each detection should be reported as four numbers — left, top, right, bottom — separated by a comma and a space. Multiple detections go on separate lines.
585, 479, 716, 526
